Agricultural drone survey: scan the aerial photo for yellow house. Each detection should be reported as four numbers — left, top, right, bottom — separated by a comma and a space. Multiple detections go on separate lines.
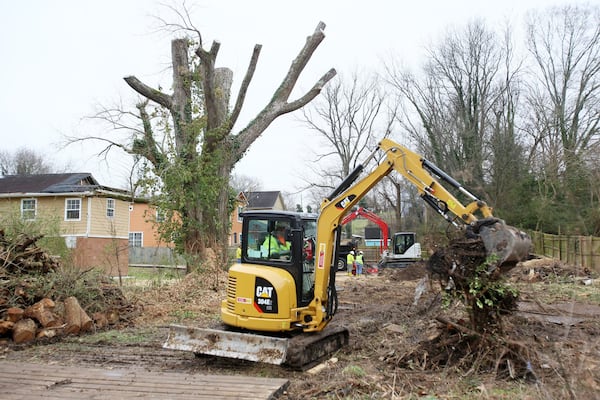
0, 173, 131, 275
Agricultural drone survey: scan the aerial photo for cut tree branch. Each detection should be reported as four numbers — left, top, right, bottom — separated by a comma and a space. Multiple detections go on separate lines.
230, 44, 262, 128
123, 76, 173, 110
233, 21, 336, 163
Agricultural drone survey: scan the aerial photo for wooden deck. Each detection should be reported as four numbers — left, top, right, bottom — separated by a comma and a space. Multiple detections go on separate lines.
0, 362, 289, 399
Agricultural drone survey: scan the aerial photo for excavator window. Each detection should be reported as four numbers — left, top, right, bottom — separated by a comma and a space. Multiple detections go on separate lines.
245, 219, 293, 261
394, 233, 415, 255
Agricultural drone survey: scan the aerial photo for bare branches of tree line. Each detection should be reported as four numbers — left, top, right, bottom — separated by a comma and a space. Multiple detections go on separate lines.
298, 4, 600, 235
0, 148, 56, 176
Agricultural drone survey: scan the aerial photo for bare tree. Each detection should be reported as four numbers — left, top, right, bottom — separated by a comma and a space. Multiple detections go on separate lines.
0, 148, 55, 175
525, 4, 600, 231
300, 71, 396, 192
77, 10, 336, 267
485, 24, 529, 213
387, 20, 519, 198
230, 174, 262, 195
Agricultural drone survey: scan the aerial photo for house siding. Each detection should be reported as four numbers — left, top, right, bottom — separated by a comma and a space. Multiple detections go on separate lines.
58, 195, 89, 235
129, 203, 171, 247
88, 196, 129, 238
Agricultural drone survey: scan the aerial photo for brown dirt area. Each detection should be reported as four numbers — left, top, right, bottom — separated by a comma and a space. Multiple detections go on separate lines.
2, 259, 600, 399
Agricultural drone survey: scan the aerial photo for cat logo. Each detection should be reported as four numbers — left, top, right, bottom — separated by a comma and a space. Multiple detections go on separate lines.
254, 278, 278, 314
256, 286, 273, 298
335, 194, 356, 210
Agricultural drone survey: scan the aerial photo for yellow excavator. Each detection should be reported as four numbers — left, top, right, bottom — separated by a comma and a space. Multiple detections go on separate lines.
164, 138, 531, 368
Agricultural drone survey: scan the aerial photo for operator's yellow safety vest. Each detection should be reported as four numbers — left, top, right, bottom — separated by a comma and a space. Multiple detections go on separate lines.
262, 234, 291, 254
355, 254, 364, 264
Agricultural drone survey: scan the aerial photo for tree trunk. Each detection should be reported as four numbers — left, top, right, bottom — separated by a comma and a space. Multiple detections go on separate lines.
6, 307, 24, 323
0, 320, 14, 335
24, 298, 60, 328
64, 296, 92, 334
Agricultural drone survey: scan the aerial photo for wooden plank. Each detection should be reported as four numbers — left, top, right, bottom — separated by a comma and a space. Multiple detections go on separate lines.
0, 362, 289, 400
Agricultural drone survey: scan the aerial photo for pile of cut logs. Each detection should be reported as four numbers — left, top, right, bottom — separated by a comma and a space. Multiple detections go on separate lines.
0, 296, 115, 344
0, 231, 120, 344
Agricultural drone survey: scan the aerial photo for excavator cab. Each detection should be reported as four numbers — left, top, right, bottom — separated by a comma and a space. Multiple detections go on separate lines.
227, 210, 318, 329
380, 232, 422, 268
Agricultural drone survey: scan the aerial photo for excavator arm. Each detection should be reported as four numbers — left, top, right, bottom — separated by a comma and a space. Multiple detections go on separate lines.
303, 138, 530, 332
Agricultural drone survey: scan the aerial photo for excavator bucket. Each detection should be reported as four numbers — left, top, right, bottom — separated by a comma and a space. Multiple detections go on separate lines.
477, 219, 531, 271
164, 325, 289, 365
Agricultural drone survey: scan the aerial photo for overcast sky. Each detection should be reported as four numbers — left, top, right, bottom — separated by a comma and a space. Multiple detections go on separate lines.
1, 0, 592, 200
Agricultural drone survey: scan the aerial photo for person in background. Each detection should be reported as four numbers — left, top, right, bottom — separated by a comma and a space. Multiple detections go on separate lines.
236, 246, 242, 263
346, 250, 355, 276
354, 250, 365, 276
355, 250, 364, 276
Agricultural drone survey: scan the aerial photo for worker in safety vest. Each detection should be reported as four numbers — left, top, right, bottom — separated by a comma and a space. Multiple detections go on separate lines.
346, 250, 355, 276
355, 250, 364, 276
235, 246, 242, 263
261, 224, 291, 259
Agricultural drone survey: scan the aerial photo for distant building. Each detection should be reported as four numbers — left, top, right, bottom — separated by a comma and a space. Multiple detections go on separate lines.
0, 173, 130, 275
244, 191, 285, 211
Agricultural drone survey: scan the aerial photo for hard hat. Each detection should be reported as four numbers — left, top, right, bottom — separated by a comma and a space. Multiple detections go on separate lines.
359, 251, 363, 254
350, 251, 354, 255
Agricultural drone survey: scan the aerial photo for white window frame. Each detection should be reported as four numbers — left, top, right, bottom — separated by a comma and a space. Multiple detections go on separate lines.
21, 198, 37, 220
129, 232, 143, 247
65, 198, 82, 221
106, 198, 115, 218
237, 206, 244, 222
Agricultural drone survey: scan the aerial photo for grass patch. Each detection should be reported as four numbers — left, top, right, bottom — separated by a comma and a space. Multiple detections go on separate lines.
342, 365, 366, 377
522, 281, 600, 305
123, 266, 185, 288
74, 327, 160, 344
170, 309, 199, 321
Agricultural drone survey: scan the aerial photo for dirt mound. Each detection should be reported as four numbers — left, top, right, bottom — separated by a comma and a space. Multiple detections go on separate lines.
376, 262, 428, 281
510, 256, 596, 282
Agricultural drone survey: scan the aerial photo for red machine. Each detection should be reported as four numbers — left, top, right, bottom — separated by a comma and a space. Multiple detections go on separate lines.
341, 207, 389, 254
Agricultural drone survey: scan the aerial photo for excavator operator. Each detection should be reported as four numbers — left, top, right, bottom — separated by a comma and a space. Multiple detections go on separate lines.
261, 223, 291, 259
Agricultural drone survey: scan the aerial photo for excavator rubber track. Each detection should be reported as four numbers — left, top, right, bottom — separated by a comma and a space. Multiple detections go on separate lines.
284, 323, 349, 370
164, 323, 349, 370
